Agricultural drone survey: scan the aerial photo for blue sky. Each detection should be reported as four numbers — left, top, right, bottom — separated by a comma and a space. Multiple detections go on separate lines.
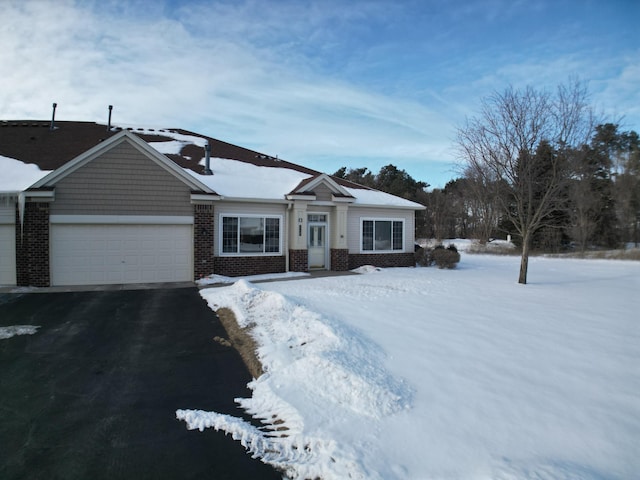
1, 0, 638, 188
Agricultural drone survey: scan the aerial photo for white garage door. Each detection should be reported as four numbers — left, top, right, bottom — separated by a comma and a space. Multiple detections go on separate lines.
0, 224, 17, 286
51, 224, 193, 286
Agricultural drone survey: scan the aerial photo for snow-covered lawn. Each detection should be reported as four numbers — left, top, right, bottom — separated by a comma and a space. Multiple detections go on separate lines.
177, 254, 639, 479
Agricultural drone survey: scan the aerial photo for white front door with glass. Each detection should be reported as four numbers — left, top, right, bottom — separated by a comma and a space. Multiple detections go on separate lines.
308, 214, 328, 270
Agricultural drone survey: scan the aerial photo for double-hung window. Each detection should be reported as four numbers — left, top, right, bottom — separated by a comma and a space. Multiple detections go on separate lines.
221, 215, 281, 255
362, 219, 404, 252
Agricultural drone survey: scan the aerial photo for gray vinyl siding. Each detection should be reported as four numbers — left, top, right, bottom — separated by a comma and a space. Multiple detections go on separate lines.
346, 207, 415, 253
312, 183, 333, 202
214, 201, 288, 256
50, 142, 192, 216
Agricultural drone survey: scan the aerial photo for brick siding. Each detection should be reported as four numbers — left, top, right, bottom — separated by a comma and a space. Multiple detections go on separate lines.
193, 204, 214, 280
214, 255, 286, 277
289, 249, 308, 272
330, 249, 349, 271
16, 202, 50, 287
348, 252, 415, 270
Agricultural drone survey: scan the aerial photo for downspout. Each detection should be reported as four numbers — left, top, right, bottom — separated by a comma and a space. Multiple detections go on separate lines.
285, 202, 292, 272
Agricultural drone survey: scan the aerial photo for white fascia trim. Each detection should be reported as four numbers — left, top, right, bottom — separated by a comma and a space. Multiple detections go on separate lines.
308, 201, 340, 207
331, 195, 355, 203
191, 193, 221, 202
226, 197, 290, 204
24, 190, 55, 199
352, 202, 425, 210
286, 194, 317, 201
50, 215, 194, 225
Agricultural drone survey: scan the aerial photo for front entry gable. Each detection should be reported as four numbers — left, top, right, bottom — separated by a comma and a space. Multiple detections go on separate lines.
287, 173, 355, 203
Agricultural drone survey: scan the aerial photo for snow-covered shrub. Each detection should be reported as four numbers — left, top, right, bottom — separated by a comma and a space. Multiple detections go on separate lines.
414, 245, 434, 266
432, 244, 460, 269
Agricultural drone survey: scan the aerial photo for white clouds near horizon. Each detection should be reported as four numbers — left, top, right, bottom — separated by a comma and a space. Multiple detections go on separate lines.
1, 0, 638, 188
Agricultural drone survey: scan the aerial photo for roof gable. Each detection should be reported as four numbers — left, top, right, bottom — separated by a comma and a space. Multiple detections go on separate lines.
1, 120, 424, 210
289, 173, 354, 198
30, 130, 216, 194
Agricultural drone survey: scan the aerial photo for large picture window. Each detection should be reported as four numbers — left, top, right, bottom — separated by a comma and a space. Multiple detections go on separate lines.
221, 215, 281, 254
362, 219, 404, 252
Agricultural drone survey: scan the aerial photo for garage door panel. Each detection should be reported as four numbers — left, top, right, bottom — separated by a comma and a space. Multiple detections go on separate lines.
90, 257, 105, 267
51, 224, 192, 286
0, 224, 17, 286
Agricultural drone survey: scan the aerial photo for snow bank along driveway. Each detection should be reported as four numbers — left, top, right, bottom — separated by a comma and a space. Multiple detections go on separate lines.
177, 254, 639, 480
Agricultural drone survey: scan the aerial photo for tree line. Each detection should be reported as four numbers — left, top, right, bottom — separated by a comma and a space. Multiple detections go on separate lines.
334, 80, 640, 284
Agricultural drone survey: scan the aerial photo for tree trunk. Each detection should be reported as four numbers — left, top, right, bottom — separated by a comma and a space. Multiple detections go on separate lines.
519, 235, 530, 284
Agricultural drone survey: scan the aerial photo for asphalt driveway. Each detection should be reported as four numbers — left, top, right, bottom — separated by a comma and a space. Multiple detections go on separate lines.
0, 287, 281, 480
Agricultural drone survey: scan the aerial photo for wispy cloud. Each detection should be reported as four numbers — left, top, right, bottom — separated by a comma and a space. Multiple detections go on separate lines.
1, 0, 638, 188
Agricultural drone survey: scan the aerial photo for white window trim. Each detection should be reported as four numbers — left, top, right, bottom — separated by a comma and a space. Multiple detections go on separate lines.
218, 213, 283, 256
359, 217, 405, 253
307, 212, 329, 224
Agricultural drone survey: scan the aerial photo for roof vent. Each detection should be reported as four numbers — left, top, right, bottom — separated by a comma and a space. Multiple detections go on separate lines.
50, 102, 57, 130
204, 142, 213, 175
107, 105, 113, 131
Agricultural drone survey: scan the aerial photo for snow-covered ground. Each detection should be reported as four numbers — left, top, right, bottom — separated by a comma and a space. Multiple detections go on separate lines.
0, 325, 39, 339
177, 254, 639, 479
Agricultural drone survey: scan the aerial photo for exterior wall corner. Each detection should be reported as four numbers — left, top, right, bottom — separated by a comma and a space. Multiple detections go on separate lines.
16, 202, 50, 287
193, 203, 214, 280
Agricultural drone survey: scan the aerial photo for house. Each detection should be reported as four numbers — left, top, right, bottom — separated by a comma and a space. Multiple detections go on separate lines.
0, 120, 425, 287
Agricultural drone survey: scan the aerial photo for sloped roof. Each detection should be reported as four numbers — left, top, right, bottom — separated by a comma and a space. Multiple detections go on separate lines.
0, 120, 320, 177
30, 130, 216, 195
0, 120, 424, 208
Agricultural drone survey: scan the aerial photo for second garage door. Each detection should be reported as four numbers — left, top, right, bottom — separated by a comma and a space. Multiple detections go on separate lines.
51, 224, 193, 286
0, 224, 16, 286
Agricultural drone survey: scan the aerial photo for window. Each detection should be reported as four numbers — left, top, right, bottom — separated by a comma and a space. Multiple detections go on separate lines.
362, 219, 404, 251
308, 214, 326, 223
221, 215, 281, 254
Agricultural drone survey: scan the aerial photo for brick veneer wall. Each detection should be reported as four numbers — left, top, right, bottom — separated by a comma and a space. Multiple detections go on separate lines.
193, 204, 214, 280
289, 249, 308, 272
16, 202, 50, 287
214, 255, 286, 277
330, 249, 349, 271
348, 252, 415, 270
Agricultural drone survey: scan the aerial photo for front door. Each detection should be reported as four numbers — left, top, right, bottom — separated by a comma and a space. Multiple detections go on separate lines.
308, 223, 327, 270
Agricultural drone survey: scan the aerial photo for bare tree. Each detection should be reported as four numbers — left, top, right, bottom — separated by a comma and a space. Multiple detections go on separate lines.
459, 168, 504, 244
456, 81, 595, 284
424, 188, 451, 242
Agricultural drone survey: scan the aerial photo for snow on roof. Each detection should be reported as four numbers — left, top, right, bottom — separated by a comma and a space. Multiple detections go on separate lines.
186, 156, 312, 200
147, 140, 189, 156
0, 155, 51, 192
146, 129, 424, 207
344, 186, 424, 208
125, 126, 208, 148
0, 122, 424, 209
